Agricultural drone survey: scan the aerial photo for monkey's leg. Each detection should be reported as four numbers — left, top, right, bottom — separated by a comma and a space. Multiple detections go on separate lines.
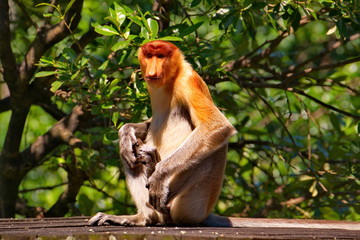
167, 146, 227, 226
88, 163, 160, 226
89, 143, 161, 226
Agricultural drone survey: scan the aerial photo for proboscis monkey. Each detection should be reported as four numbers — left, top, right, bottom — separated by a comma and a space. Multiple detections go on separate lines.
87, 41, 360, 231
89, 40, 237, 227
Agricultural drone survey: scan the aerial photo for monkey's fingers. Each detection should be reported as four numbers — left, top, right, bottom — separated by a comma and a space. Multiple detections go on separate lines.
121, 153, 140, 169
148, 182, 170, 214
119, 128, 141, 167
148, 191, 158, 210
148, 186, 160, 211
120, 140, 143, 168
158, 190, 170, 215
159, 202, 170, 215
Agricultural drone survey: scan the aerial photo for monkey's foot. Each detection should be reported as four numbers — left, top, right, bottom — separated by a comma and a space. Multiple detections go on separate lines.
88, 212, 146, 226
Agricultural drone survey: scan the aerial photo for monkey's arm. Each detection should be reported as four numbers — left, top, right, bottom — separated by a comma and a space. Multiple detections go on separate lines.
119, 120, 151, 168
155, 106, 235, 175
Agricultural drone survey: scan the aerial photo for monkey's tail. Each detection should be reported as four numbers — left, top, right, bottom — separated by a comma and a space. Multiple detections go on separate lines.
203, 213, 360, 230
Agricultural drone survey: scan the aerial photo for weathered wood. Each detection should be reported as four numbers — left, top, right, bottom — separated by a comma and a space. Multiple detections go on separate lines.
0, 216, 359, 239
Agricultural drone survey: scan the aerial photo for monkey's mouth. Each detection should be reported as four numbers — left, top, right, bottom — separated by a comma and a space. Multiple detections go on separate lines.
145, 77, 161, 81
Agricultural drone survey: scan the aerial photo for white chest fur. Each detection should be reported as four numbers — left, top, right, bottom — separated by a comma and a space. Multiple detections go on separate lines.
145, 107, 193, 159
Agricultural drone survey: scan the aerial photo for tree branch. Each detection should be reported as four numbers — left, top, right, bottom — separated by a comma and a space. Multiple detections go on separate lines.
206, 74, 360, 120
18, 0, 84, 87
20, 106, 89, 173
70, 27, 99, 54
287, 56, 360, 83
19, 183, 67, 193
30, 83, 66, 120
224, 31, 289, 71
290, 88, 360, 120
286, 33, 360, 75
152, 0, 172, 32
13, 0, 38, 29
0, 0, 18, 89
45, 163, 87, 217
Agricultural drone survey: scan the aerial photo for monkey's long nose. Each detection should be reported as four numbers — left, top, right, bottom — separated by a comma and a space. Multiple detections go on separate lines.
147, 59, 158, 78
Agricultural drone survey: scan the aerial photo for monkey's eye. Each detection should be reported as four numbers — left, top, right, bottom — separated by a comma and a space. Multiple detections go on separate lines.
145, 53, 152, 58
157, 54, 165, 59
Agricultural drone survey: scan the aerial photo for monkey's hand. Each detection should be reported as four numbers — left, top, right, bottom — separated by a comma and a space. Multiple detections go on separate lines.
137, 144, 161, 178
119, 124, 142, 168
146, 174, 170, 215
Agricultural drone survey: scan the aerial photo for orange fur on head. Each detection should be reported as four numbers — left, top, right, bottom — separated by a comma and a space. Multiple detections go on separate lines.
138, 40, 217, 124
138, 40, 182, 89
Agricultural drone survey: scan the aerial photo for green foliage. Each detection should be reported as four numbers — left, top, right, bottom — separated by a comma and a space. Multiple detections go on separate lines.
1, 0, 359, 220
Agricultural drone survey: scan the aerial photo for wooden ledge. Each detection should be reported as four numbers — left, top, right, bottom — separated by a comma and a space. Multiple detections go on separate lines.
0, 216, 359, 239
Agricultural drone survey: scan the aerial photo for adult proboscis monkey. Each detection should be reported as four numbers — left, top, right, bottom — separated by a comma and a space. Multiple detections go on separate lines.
88, 41, 360, 231
89, 40, 237, 226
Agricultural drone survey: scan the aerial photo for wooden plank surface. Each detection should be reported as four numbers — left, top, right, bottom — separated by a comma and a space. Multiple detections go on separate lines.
0, 216, 359, 239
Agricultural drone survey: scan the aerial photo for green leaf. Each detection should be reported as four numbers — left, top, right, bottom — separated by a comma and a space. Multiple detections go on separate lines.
101, 104, 113, 109
62, 48, 77, 61
138, 7, 151, 32
108, 4, 126, 28
64, 0, 76, 15
106, 16, 119, 28
179, 21, 204, 37
71, 70, 80, 80
100, 60, 109, 71
191, 0, 202, 8
290, 8, 301, 31
35, 3, 59, 12
111, 40, 129, 52
128, 16, 143, 27
50, 81, 63, 92
113, 2, 123, 13
266, 13, 277, 30
121, 4, 134, 14
158, 36, 183, 41
93, 60, 109, 79
329, 114, 341, 132
104, 130, 118, 142
109, 86, 121, 96
309, 10, 318, 20
80, 57, 89, 67
92, 22, 119, 36
35, 71, 58, 78
114, 5, 127, 26
221, 11, 236, 30
112, 112, 119, 127
140, 26, 150, 39
309, 181, 318, 197
147, 18, 159, 39
109, 78, 120, 89
43, 13, 53, 17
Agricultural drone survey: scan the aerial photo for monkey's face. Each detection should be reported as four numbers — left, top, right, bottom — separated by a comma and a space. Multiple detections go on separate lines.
139, 40, 179, 88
